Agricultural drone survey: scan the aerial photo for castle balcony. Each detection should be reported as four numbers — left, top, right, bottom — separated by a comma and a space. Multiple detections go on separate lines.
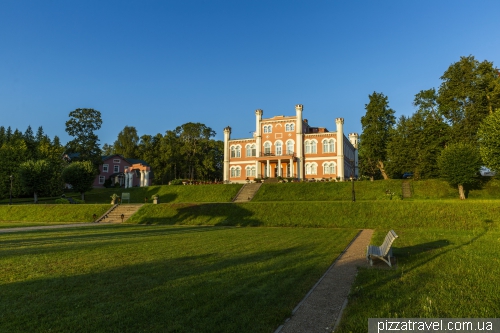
255, 151, 296, 162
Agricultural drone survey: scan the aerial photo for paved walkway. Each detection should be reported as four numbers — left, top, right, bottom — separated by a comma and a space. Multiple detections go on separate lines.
276, 229, 374, 333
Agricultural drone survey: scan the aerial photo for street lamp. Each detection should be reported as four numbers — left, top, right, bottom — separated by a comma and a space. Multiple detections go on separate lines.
350, 172, 356, 202
9, 175, 13, 205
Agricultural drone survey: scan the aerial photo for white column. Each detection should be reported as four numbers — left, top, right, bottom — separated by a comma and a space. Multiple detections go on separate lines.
336, 118, 345, 180
295, 104, 303, 180
128, 172, 133, 188
140, 170, 145, 187
255, 109, 263, 158
290, 158, 293, 177
144, 170, 150, 186
266, 160, 270, 178
278, 159, 281, 176
223, 126, 231, 183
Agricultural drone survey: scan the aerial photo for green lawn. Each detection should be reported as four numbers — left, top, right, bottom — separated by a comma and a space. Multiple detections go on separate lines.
336, 228, 500, 332
0, 225, 358, 333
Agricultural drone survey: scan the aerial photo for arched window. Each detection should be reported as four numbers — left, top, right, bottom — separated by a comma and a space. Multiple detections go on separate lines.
264, 142, 272, 155
231, 146, 236, 158
322, 139, 335, 153
230, 166, 241, 177
305, 162, 317, 175
285, 124, 290, 132
263, 125, 272, 133
290, 123, 295, 131
275, 141, 282, 156
246, 144, 256, 157
311, 140, 317, 154
305, 140, 311, 154
323, 162, 336, 174
286, 140, 294, 155
246, 166, 256, 177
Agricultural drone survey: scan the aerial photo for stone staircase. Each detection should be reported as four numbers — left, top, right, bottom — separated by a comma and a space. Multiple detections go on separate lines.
402, 181, 412, 199
97, 204, 143, 223
232, 183, 262, 202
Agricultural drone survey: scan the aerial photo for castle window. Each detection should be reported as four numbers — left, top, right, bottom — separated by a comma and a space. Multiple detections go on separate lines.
230, 166, 241, 177
246, 144, 256, 157
323, 162, 336, 174
264, 142, 272, 155
263, 125, 272, 133
275, 141, 282, 156
231, 145, 241, 158
322, 139, 335, 153
286, 140, 294, 154
286, 123, 295, 132
246, 166, 256, 177
305, 162, 317, 175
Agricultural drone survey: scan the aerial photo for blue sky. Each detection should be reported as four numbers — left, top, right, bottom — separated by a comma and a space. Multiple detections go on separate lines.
1, 0, 499, 146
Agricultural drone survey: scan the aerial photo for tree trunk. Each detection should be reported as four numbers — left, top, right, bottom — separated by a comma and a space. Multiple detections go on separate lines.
34, 192, 38, 204
81, 192, 85, 201
458, 184, 466, 200
378, 160, 390, 180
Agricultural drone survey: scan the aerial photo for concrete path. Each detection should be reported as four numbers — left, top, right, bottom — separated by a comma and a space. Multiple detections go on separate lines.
276, 229, 374, 333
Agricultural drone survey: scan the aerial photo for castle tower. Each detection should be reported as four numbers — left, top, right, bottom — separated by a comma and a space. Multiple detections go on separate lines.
255, 109, 263, 178
349, 133, 359, 178
295, 104, 304, 180
348, 133, 359, 149
223, 126, 231, 183
336, 118, 345, 181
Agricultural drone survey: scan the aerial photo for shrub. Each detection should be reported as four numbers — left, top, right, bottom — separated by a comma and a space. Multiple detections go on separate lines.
55, 198, 70, 204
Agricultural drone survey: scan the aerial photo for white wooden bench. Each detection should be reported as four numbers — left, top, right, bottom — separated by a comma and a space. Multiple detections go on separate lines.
366, 230, 398, 267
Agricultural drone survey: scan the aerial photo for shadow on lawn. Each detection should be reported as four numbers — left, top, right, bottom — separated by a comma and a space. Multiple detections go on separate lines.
138, 203, 263, 227
0, 244, 322, 333
0, 225, 221, 256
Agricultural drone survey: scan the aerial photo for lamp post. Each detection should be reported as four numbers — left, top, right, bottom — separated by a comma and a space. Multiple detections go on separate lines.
350, 172, 356, 202
9, 175, 13, 205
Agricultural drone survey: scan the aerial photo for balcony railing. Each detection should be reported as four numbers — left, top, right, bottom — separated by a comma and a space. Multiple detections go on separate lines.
258, 151, 295, 158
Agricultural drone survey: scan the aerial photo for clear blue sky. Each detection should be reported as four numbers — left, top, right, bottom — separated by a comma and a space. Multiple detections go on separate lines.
1, 0, 499, 146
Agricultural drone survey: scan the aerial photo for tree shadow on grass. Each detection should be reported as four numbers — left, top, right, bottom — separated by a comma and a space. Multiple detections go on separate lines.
138, 203, 263, 227
0, 244, 323, 333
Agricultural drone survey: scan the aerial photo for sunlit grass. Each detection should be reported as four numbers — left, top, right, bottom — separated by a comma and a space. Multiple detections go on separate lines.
336, 228, 500, 332
0, 225, 358, 333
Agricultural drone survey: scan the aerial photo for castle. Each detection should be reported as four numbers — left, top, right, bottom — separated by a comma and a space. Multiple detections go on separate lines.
223, 104, 358, 183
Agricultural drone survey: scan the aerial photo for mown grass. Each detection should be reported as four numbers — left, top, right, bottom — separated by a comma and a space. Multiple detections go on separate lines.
336, 228, 500, 332
78, 184, 242, 204
0, 225, 358, 333
0, 205, 109, 228
253, 178, 500, 201
128, 201, 500, 230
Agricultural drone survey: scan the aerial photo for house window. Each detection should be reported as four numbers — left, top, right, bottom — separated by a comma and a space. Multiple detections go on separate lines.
113, 159, 120, 163
286, 123, 295, 132
230, 166, 241, 177
114, 165, 119, 173
246, 166, 256, 177
99, 176, 105, 184
231, 146, 241, 158
103, 164, 109, 173
286, 140, 294, 154
275, 141, 282, 156
263, 125, 272, 133
323, 162, 336, 174
246, 144, 256, 157
323, 139, 335, 153
311, 140, 317, 154
264, 142, 271, 155
305, 162, 317, 175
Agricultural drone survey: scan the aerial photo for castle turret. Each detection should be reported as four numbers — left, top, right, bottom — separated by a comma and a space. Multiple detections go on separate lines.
336, 118, 345, 181
349, 133, 359, 178
295, 104, 304, 180
223, 126, 231, 183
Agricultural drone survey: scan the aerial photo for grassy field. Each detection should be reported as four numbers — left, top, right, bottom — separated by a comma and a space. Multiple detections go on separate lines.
0, 225, 358, 333
336, 228, 500, 332
0, 204, 110, 228
128, 200, 500, 230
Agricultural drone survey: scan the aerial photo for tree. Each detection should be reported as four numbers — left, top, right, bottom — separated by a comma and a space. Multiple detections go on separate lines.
437, 143, 482, 200
18, 160, 52, 203
61, 161, 97, 201
359, 92, 396, 180
65, 108, 103, 165
386, 89, 448, 179
113, 126, 139, 158
102, 143, 115, 156
438, 56, 500, 144
478, 111, 500, 172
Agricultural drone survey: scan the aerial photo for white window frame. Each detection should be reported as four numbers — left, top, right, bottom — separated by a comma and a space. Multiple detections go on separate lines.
103, 164, 109, 173
245, 166, 256, 177
264, 141, 272, 155
99, 176, 105, 184
114, 165, 119, 173
311, 140, 317, 154
231, 166, 241, 177
275, 141, 283, 156
286, 140, 294, 155
113, 159, 120, 163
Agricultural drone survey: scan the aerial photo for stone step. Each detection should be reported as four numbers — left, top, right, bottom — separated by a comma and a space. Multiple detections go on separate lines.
233, 183, 262, 202
98, 204, 143, 223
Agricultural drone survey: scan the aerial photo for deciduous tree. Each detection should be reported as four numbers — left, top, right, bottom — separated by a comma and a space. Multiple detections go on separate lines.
18, 160, 52, 203
478, 110, 500, 172
437, 143, 482, 200
113, 126, 139, 158
65, 108, 103, 166
61, 161, 97, 201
